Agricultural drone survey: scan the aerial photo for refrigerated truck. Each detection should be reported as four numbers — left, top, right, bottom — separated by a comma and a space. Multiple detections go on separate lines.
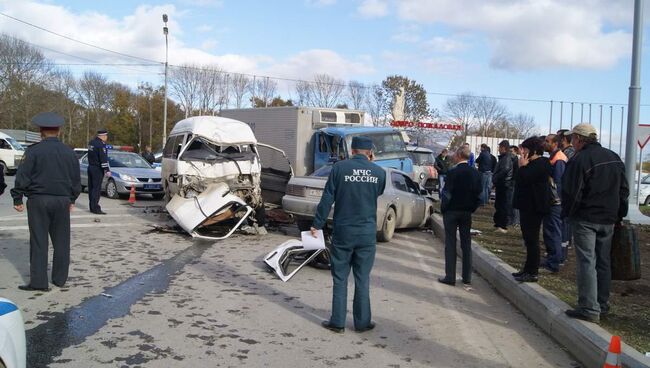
220, 106, 413, 176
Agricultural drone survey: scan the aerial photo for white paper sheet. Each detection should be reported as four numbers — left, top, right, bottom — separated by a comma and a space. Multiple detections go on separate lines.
301, 230, 326, 250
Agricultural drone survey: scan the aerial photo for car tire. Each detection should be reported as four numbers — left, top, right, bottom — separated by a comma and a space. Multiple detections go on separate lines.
152, 193, 165, 200
105, 179, 121, 199
378, 207, 396, 242
645, 196, 650, 206
0, 161, 6, 176
81, 185, 86, 193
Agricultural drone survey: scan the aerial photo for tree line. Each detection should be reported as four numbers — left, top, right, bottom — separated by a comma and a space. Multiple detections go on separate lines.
0, 33, 538, 152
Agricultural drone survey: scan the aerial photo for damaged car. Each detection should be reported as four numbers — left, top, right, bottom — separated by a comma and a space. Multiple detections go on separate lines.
161, 116, 292, 240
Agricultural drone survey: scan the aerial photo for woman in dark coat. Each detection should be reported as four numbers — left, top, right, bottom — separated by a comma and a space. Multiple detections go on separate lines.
512, 136, 553, 282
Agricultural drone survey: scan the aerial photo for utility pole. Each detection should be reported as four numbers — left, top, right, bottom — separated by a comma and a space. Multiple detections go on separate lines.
162, 14, 169, 148
625, 0, 646, 222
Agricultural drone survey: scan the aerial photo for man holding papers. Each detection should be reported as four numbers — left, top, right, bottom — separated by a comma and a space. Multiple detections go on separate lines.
311, 136, 386, 334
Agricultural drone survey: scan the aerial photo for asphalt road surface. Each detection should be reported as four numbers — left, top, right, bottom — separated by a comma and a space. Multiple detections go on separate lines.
0, 176, 581, 367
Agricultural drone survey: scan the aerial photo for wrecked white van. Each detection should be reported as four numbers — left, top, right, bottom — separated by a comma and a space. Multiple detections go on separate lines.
162, 116, 291, 240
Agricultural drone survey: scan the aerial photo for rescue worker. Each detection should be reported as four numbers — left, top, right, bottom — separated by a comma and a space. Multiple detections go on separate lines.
311, 136, 386, 333
87, 129, 111, 214
11, 112, 81, 291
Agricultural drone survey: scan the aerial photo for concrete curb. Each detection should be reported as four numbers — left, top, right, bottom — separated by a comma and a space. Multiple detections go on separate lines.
431, 213, 650, 368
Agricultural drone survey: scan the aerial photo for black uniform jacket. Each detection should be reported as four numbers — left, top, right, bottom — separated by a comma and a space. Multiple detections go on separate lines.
11, 137, 81, 206
88, 137, 109, 172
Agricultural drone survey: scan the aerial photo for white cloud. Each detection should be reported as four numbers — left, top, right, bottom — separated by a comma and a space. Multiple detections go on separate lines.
423, 36, 465, 53
196, 24, 213, 33
265, 49, 375, 81
391, 0, 632, 70
358, 0, 389, 18
391, 24, 421, 43
181, 0, 224, 8
201, 39, 218, 50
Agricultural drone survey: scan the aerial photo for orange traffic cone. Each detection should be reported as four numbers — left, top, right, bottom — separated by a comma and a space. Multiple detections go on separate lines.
128, 184, 136, 204
603, 335, 621, 368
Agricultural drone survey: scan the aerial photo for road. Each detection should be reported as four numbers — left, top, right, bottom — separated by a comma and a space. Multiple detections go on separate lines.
0, 176, 580, 367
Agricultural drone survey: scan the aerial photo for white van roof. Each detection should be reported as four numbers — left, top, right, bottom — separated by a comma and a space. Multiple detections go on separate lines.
406, 146, 433, 153
170, 116, 257, 144
0, 132, 12, 139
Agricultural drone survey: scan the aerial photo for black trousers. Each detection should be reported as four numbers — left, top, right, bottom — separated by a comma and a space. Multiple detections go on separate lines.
443, 210, 472, 283
520, 210, 544, 275
493, 185, 512, 229
88, 166, 103, 213
26, 196, 71, 288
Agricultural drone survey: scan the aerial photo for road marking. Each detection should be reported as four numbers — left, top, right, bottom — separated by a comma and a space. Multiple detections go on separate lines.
0, 222, 148, 231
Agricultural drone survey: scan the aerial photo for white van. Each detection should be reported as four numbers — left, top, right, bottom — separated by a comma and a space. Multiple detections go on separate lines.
162, 116, 291, 240
0, 132, 25, 175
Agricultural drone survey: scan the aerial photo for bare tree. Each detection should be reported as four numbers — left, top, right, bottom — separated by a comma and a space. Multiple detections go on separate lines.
444, 93, 477, 141
195, 65, 224, 115
49, 69, 79, 143
366, 84, 388, 127
294, 80, 311, 106
474, 96, 508, 137
508, 113, 538, 139
347, 80, 367, 110
250, 76, 277, 107
311, 74, 344, 108
77, 71, 112, 142
229, 73, 250, 109
169, 64, 200, 118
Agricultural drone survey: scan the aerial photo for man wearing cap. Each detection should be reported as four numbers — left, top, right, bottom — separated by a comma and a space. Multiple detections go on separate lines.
562, 123, 628, 323
492, 140, 515, 233
556, 129, 575, 160
11, 112, 81, 291
87, 129, 111, 215
311, 136, 386, 333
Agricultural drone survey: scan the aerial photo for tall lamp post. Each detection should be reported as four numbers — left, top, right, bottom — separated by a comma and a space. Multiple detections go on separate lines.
162, 14, 169, 148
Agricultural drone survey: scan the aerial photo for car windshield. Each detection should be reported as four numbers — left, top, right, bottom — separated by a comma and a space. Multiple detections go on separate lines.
6, 137, 24, 151
410, 151, 434, 165
108, 152, 152, 168
346, 132, 408, 161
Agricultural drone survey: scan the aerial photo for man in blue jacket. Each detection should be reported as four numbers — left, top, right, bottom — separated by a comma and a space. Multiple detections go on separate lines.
311, 136, 386, 333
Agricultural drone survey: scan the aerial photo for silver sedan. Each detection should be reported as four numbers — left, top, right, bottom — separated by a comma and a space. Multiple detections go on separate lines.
282, 166, 434, 242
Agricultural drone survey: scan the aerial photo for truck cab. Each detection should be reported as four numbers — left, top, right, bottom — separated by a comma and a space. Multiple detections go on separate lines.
313, 127, 413, 174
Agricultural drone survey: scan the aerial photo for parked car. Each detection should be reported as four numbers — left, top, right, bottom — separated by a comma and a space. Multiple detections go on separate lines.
407, 146, 438, 193
73, 148, 88, 161
639, 174, 650, 205
0, 132, 25, 175
282, 166, 435, 242
80, 151, 164, 199
0, 298, 25, 368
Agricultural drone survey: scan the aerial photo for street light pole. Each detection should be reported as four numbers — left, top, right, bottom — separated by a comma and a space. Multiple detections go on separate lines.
162, 14, 169, 148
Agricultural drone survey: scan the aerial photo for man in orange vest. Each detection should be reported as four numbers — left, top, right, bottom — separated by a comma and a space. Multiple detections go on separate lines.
542, 134, 568, 272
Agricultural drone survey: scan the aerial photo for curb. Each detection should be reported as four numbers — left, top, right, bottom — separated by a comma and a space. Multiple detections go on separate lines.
431, 213, 650, 368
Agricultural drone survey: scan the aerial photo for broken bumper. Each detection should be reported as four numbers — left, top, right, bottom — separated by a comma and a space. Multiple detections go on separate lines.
165, 182, 253, 240
263, 239, 324, 282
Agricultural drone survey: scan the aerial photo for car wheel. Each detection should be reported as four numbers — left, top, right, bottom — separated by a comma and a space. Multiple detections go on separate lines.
152, 193, 165, 200
81, 185, 86, 193
0, 161, 6, 176
378, 207, 396, 242
295, 219, 312, 232
645, 195, 650, 206
106, 179, 120, 199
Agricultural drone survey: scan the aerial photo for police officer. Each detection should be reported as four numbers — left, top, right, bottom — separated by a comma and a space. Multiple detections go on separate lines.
11, 112, 81, 291
87, 129, 111, 214
311, 136, 386, 333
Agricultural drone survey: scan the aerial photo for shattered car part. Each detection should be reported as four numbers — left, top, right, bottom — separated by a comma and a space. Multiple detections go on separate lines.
166, 182, 253, 240
264, 239, 325, 282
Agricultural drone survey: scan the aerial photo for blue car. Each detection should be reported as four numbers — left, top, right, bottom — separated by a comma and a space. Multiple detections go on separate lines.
80, 151, 164, 199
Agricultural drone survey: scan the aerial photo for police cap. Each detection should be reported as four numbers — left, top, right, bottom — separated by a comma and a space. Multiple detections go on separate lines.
351, 136, 373, 150
96, 129, 108, 135
31, 112, 64, 128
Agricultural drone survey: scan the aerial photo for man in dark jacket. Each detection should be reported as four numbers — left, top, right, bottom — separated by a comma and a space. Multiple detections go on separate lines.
475, 143, 493, 206
311, 136, 386, 333
11, 112, 81, 291
492, 140, 514, 233
434, 148, 451, 191
439, 146, 482, 287
561, 123, 628, 323
87, 129, 111, 214
557, 129, 575, 159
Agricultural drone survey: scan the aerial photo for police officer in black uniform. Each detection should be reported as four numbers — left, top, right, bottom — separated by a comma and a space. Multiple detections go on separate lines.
11, 112, 81, 291
312, 136, 386, 333
87, 129, 111, 214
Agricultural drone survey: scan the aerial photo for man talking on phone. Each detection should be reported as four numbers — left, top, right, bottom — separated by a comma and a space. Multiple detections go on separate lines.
311, 136, 386, 333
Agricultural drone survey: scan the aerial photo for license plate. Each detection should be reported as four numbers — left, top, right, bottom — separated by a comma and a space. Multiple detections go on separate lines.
307, 188, 322, 197
144, 184, 161, 190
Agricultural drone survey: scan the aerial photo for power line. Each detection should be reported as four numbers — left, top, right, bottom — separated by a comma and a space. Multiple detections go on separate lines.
0, 11, 162, 64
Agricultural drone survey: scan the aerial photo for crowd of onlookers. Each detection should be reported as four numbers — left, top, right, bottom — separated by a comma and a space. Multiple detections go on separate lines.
435, 123, 629, 324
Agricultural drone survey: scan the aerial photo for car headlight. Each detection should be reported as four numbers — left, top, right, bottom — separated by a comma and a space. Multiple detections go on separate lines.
117, 173, 138, 182
419, 173, 425, 180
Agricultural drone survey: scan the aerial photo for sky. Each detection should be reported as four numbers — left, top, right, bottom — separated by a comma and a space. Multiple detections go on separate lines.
1, 0, 650, 152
